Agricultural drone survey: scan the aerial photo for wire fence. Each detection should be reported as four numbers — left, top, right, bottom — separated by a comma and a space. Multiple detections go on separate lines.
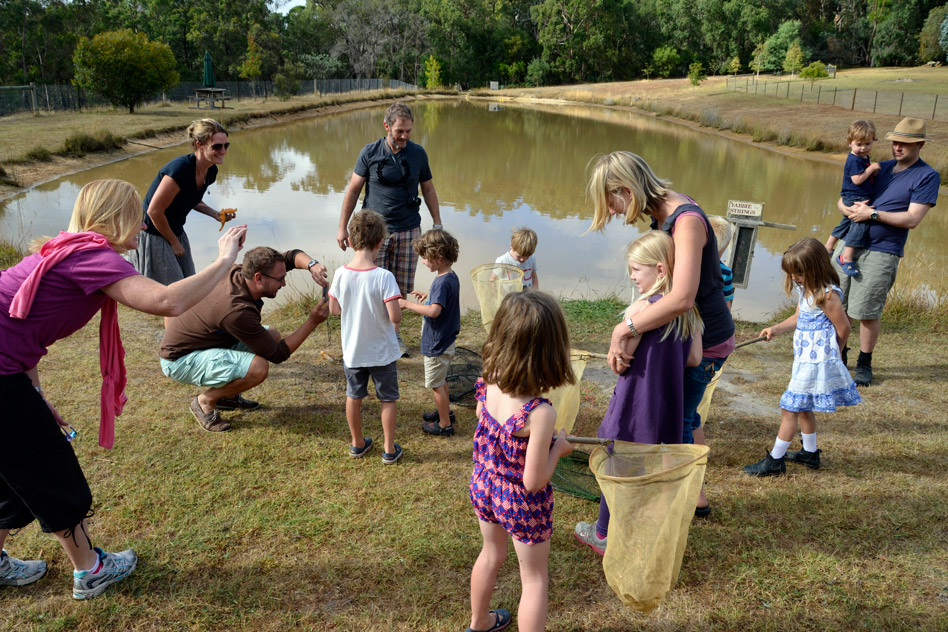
725, 75, 947, 121
0, 78, 419, 117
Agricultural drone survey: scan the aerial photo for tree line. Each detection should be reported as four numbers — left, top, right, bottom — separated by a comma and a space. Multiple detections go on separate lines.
3, 0, 948, 94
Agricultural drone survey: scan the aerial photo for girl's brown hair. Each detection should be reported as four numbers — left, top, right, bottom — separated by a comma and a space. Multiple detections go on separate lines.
481, 291, 576, 397
781, 238, 840, 307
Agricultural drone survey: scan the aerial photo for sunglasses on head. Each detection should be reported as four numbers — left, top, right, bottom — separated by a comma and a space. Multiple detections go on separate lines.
209, 142, 230, 151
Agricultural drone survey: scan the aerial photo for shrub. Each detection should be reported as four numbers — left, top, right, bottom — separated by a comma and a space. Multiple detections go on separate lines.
61, 131, 124, 157
25, 147, 53, 161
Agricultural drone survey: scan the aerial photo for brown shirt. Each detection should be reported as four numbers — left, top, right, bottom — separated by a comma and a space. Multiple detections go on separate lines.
159, 251, 302, 363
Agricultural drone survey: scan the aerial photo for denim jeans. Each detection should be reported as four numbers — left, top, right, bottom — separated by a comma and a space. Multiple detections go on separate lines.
682, 356, 728, 444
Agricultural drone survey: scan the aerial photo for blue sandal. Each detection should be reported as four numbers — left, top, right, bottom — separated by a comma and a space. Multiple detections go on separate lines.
348, 437, 373, 458
838, 255, 860, 277
465, 608, 511, 632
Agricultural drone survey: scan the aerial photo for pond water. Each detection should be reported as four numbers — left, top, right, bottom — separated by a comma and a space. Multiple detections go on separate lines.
2, 99, 945, 322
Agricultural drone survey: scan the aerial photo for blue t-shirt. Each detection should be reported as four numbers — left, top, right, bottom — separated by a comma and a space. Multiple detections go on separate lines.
841, 153, 873, 202
143, 154, 217, 237
865, 158, 939, 257
420, 271, 460, 356
720, 261, 734, 303
354, 138, 433, 232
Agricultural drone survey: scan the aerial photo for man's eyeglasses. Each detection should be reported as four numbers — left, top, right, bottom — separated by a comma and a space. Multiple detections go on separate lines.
260, 272, 286, 283
210, 142, 230, 151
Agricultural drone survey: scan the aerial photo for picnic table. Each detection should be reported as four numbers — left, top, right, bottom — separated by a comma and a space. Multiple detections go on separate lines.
191, 88, 231, 109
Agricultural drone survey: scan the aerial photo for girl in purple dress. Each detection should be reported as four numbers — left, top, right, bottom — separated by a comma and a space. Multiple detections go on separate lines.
574, 231, 703, 555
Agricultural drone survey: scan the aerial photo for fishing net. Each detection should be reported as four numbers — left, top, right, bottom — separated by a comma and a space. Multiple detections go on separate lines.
589, 442, 710, 612
470, 263, 524, 333
446, 346, 483, 407
551, 449, 599, 501
547, 350, 589, 435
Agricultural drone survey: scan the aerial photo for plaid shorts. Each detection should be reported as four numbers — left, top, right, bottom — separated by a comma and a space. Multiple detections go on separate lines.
375, 226, 420, 296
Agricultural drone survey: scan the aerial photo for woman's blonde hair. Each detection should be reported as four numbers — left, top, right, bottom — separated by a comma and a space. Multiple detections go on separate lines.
781, 238, 840, 308
626, 230, 703, 342
481, 291, 576, 397
64, 179, 143, 254
188, 118, 227, 150
586, 151, 671, 233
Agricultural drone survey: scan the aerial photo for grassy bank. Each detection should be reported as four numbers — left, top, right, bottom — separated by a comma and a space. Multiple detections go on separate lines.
1, 290, 946, 631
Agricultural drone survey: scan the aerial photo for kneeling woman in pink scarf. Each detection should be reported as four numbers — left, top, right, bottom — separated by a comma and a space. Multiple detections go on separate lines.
0, 179, 246, 599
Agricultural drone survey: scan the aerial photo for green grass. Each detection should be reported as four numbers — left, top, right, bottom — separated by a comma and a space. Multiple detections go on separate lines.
2, 295, 946, 630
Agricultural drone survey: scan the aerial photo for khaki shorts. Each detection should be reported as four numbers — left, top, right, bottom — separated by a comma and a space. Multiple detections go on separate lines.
833, 244, 900, 320
424, 343, 456, 389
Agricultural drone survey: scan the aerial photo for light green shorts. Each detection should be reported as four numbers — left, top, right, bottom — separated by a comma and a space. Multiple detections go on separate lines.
160, 341, 255, 388
423, 343, 456, 389
833, 245, 900, 321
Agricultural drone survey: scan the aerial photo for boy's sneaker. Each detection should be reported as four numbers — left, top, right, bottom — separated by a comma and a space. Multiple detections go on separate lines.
421, 409, 456, 423
382, 443, 403, 465
743, 451, 786, 476
72, 547, 137, 600
349, 437, 373, 458
0, 550, 47, 586
573, 522, 607, 556
838, 256, 860, 277
422, 420, 455, 436
786, 447, 822, 469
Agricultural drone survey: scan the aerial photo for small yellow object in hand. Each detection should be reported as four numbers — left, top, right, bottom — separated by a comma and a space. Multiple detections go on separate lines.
219, 208, 236, 230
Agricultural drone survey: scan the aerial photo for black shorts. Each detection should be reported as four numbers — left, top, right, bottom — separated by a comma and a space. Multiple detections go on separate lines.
0, 373, 92, 532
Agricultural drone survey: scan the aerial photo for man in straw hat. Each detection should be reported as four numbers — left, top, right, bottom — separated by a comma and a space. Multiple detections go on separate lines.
833, 117, 939, 386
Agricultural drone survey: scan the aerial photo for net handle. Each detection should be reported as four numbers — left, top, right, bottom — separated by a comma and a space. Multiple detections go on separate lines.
567, 436, 612, 446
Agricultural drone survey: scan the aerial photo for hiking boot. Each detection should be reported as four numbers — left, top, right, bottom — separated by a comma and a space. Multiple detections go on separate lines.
786, 447, 822, 469
0, 550, 47, 587
743, 451, 786, 476
573, 521, 607, 555
396, 333, 409, 358
190, 397, 231, 432
422, 409, 456, 423
422, 420, 455, 436
854, 364, 872, 387
72, 547, 137, 600
215, 394, 260, 411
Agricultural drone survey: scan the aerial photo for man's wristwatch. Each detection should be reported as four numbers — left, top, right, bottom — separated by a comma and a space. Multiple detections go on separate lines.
433, 224, 443, 230
306, 259, 319, 270
869, 211, 879, 221
626, 317, 641, 338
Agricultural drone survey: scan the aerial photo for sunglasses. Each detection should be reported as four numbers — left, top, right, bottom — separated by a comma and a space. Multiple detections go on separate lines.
209, 142, 230, 151
260, 272, 286, 283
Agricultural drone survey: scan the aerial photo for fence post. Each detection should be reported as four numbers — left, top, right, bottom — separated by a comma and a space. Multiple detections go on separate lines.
873, 91, 877, 113
933, 94, 939, 120
817, 85, 821, 103
898, 92, 904, 115
832, 87, 837, 106
786, 82, 789, 98
851, 88, 856, 110
30, 82, 37, 113
800, 83, 804, 101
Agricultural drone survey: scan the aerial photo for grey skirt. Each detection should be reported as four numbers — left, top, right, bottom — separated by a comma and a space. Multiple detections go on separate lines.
124, 230, 196, 285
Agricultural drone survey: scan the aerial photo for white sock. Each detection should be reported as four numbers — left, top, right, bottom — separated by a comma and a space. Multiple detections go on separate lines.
802, 432, 818, 453
770, 438, 791, 459
81, 551, 101, 574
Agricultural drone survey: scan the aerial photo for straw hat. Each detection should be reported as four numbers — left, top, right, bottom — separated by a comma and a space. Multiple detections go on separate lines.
885, 117, 928, 143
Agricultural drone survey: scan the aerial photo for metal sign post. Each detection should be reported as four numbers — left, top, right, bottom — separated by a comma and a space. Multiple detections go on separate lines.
724, 200, 795, 289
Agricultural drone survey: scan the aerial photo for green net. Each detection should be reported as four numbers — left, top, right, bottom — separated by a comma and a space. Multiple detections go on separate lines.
551, 449, 600, 501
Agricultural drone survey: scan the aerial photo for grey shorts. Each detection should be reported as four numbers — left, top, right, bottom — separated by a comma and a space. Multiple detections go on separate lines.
160, 341, 255, 387
344, 361, 399, 401
423, 343, 456, 389
833, 244, 900, 320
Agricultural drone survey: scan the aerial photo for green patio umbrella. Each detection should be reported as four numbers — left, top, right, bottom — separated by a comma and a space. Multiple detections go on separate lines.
202, 51, 215, 88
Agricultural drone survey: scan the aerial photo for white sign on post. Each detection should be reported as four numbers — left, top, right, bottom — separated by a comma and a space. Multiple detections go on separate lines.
727, 200, 764, 219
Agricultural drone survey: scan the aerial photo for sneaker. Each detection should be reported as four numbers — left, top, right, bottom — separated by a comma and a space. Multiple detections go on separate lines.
190, 397, 230, 432
838, 255, 860, 277
0, 550, 47, 587
215, 394, 260, 411
422, 420, 455, 436
854, 364, 872, 387
573, 521, 607, 555
396, 333, 409, 358
786, 447, 822, 469
422, 409, 456, 423
72, 547, 137, 600
382, 442, 404, 465
349, 437, 373, 458
743, 451, 786, 476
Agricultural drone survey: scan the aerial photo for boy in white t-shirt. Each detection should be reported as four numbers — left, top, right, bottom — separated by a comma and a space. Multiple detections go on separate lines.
329, 210, 404, 464
494, 226, 538, 290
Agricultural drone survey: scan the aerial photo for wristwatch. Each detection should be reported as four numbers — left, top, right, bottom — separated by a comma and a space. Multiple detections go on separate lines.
433, 224, 443, 230
306, 259, 319, 270
625, 317, 641, 338
869, 211, 879, 220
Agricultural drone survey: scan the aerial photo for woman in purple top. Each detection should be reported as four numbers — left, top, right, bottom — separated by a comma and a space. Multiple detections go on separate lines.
0, 179, 246, 599
586, 151, 735, 517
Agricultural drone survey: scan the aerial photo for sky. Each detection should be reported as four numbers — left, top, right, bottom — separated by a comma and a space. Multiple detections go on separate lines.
276, 0, 307, 13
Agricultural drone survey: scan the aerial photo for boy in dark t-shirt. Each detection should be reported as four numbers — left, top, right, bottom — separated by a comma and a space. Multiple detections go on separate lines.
399, 230, 461, 436
824, 120, 881, 277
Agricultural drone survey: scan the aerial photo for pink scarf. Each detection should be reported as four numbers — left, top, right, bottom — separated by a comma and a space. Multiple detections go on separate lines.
9, 231, 126, 449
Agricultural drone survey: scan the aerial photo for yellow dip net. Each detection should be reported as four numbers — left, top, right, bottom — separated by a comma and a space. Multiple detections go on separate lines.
589, 442, 710, 612
470, 263, 524, 333
546, 350, 589, 434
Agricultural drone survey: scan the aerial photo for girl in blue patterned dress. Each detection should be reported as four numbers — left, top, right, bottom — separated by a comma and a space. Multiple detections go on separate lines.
467, 291, 576, 632
744, 238, 861, 476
